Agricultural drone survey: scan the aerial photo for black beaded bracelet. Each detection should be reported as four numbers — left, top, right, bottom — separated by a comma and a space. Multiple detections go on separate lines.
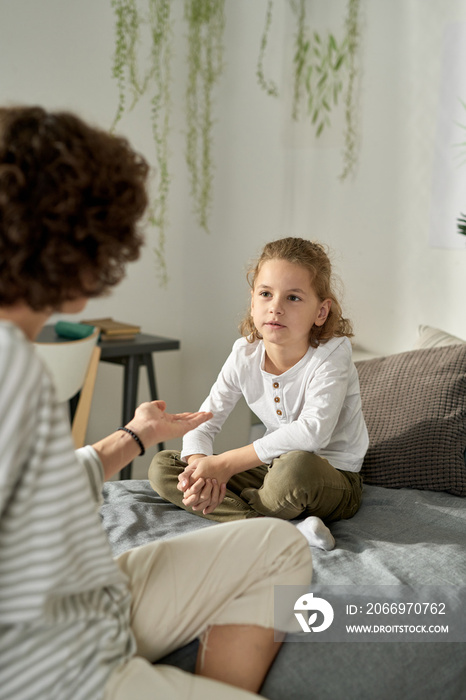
117, 426, 145, 456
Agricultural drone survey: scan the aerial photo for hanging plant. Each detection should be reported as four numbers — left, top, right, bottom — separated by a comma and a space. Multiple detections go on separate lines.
256, 0, 279, 98
289, 0, 310, 122
289, 0, 357, 141
147, 0, 173, 286
110, 0, 173, 286
297, 30, 348, 137
258, 0, 362, 180
339, 0, 361, 181
291, 0, 361, 178
110, 0, 144, 130
110, 1, 364, 285
184, 0, 225, 234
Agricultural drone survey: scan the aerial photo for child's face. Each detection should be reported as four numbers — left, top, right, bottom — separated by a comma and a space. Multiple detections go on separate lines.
251, 259, 331, 355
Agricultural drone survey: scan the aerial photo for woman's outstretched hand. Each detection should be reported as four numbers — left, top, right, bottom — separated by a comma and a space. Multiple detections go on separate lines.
93, 401, 213, 481
126, 401, 213, 449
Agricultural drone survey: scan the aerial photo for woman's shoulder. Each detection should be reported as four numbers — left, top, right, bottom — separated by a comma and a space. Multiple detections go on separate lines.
0, 321, 47, 391
0, 321, 37, 364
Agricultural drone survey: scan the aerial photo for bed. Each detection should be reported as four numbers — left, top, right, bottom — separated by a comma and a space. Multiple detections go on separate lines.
100, 326, 466, 700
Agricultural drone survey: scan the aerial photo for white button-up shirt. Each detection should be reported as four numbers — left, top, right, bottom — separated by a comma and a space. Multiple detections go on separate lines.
182, 336, 369, 472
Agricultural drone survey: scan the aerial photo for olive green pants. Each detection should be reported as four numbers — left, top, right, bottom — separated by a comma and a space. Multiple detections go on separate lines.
148, 450, 363, 524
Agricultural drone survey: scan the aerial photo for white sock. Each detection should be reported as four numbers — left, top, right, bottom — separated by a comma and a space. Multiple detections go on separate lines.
295, 516, 335, 551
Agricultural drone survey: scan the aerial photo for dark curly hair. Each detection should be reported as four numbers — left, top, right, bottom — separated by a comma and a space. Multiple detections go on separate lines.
0, 106, 149, 310
240, 237, 354, 348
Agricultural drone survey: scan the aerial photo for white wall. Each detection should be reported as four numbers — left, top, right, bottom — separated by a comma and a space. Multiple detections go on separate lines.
2, 1, 466, 476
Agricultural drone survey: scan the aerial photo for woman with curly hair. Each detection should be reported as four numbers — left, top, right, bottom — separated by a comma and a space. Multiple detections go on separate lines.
0, 107, 312, 700
150, 237, 368, 550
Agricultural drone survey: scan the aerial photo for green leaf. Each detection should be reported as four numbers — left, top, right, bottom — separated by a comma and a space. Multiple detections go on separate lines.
457, 213, 466, 236
334, 54, 344, 70
317, 73, 327, 87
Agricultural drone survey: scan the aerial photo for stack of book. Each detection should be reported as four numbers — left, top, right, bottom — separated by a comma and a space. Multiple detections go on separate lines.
81, 317, 141, 341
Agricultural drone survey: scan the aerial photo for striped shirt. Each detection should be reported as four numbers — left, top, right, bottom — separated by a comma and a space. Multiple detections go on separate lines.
0, 322, 135, 699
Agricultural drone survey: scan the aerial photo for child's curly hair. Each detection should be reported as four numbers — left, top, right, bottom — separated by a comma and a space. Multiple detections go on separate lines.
240, 237, 353, 348
0, 106, 149, 310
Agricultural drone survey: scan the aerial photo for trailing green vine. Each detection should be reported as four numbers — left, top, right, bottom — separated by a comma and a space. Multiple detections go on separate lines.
110, 0, 144, 131
257, 0, 279, 98
184, 0, 225, 234
289, 0, 309, 122
110, 2, 364, 284
110, 0, 173, 285
340, 0, 361, 181
289, 0, 352, 138
258, 0, 362, 180
147, 0, 173, 286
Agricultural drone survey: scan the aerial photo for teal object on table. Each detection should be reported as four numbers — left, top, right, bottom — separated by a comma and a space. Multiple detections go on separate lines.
54, 321, 96, 340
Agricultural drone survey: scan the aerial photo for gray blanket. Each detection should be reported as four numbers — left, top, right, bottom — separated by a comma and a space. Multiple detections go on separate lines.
101, 481, 466, 700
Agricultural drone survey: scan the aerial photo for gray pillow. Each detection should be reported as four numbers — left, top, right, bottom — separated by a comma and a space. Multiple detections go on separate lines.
356, 344, 466, 496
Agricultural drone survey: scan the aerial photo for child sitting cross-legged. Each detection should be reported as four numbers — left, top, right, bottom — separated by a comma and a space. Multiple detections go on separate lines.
149, 237, 369, 550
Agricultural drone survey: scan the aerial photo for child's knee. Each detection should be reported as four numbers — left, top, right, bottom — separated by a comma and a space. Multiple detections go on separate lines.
270, 450, 328, 484
148, 449, 182, 497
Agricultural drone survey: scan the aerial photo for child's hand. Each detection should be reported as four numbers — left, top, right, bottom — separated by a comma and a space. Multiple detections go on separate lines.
181, 455, 230, 514
182, 477, 227, 515
177, 454, 207, 492
188, 454, 233, 484
177, 464, 197, 492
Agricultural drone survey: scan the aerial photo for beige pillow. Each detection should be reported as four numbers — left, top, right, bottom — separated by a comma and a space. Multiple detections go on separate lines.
356, 344, 466, 497
413, 325, 465, 350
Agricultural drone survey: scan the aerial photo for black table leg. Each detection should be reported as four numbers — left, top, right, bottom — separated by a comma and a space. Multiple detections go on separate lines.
120, 356, 140, 480
142, 353, 164, 452
119, 353, 163, 480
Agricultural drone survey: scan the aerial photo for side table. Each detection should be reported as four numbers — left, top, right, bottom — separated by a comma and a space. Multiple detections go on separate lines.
37, 327, 181, 479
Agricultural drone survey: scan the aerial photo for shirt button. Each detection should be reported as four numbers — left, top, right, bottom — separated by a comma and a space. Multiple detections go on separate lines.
273, 382, 279, 388
274, 396, 280, 403
276, 409, 282, 416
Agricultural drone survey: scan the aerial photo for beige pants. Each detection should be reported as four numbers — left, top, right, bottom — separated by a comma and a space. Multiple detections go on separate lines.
104, 518, 312, 700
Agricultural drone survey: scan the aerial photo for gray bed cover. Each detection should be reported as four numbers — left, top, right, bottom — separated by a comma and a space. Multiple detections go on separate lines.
101, 480, 466, 700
